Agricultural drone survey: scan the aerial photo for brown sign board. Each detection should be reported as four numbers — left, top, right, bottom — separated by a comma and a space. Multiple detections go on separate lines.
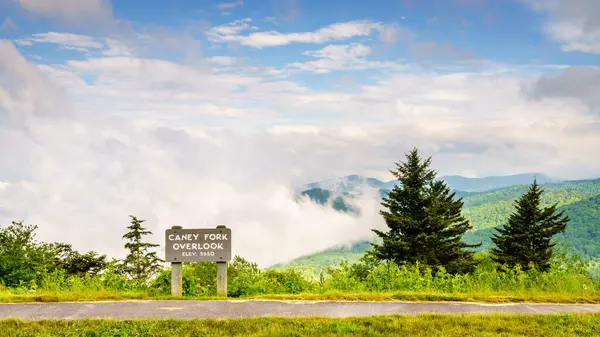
165, 228, 232, 262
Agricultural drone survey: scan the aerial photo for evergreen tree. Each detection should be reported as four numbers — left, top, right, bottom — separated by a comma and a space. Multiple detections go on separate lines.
370, 148, 480, 274
121, 215, 163, 283
490, 179, 569, 271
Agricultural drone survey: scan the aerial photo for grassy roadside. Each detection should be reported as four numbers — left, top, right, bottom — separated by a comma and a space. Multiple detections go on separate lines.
1, 314, 600, 336
251, 291, 600, 304
2, 290, 600, 304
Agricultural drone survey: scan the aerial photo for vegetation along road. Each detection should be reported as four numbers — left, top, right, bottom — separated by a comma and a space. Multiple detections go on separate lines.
0, 300, 599, 320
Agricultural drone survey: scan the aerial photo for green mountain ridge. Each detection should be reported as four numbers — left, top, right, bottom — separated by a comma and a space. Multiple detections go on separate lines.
441, 173, 557, 192
278, 177, 600, 273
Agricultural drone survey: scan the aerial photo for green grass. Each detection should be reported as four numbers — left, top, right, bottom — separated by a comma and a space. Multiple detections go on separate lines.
2, 251, 599, 305
0, 290, 163, 303
251, 291, 600, 304
1, 314, 600, 336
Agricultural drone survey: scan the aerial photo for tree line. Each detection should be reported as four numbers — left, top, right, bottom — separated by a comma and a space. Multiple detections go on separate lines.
0, 215, 162, 288
370, 148, 569, 274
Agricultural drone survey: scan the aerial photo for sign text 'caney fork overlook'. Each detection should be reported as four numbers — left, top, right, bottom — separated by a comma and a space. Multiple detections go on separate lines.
165, 228, 232, 263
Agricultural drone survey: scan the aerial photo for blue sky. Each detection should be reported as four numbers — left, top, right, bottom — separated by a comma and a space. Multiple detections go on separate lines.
1, 0, 600, 262
0, 0, 598, 65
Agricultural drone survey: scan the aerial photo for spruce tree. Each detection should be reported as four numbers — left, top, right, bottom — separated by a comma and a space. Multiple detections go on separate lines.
490, 179, 569, 271
370, 148, 480, 274
121, 215, 163, 283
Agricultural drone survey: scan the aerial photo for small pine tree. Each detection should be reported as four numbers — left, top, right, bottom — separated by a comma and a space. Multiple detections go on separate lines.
370, 148, 480, 274
490, 179, 569, 271
121, 215, 163, 283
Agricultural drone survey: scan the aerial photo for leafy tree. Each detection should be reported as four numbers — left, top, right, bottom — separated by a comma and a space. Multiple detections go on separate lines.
370, 148, 480, 274
490, 179, 569, 271
121, 215, 163, 283
0, 221, 111, 286
57, 246, 108, 277
0, 221, 59, 286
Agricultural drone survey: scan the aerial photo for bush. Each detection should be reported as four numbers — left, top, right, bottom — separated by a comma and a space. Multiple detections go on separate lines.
227, 256, 261, 297
256, 269, 314, 294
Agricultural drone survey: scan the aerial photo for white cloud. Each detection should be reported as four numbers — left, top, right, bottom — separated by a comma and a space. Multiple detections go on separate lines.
60, 45, 91, 53
544, 22, 600, 54
304, 43, 372, 59
102, 38, 133, 57
216, 0, 244, 10
29, 32, 104, 48
522, 0, 600, 54
207, 56, 241, 66
209, 18, 254, 37
14, 39, 33, 46
208, 19, 401, 48
288, 43, 406, 73
15, 32, 134, 57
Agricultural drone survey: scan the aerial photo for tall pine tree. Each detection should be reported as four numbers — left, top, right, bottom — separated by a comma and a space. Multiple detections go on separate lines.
121, 215, 163, 283
370, 148, 480, 274
490, 179, 569, 271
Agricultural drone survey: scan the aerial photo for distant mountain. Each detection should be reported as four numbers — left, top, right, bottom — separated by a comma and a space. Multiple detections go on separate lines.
299, 188, 356, 213
280, 178, 600, 272
304, 173, 559, 195
439, 173, 558, 192
304, 175, 389, 195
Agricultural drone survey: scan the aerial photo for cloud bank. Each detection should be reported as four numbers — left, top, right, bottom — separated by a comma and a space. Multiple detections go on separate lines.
0, 41, 389, 267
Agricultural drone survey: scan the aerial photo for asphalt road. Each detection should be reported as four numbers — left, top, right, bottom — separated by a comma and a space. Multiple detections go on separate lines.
0, 300, 599, 320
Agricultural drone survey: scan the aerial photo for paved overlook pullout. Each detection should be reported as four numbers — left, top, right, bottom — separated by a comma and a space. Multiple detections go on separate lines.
0, 300, 598, 320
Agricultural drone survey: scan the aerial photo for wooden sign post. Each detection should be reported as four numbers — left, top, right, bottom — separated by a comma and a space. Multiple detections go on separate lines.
216, 225, 228, 297
165, 225, 232, 297
170, 225, 183, 297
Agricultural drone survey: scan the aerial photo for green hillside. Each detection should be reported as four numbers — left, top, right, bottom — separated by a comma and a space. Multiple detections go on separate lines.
463, 193, 600, 259
559, 194, 600, 259
271, 241, 371, 277
279, 178, 600, 273
461, 179, 600, 230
